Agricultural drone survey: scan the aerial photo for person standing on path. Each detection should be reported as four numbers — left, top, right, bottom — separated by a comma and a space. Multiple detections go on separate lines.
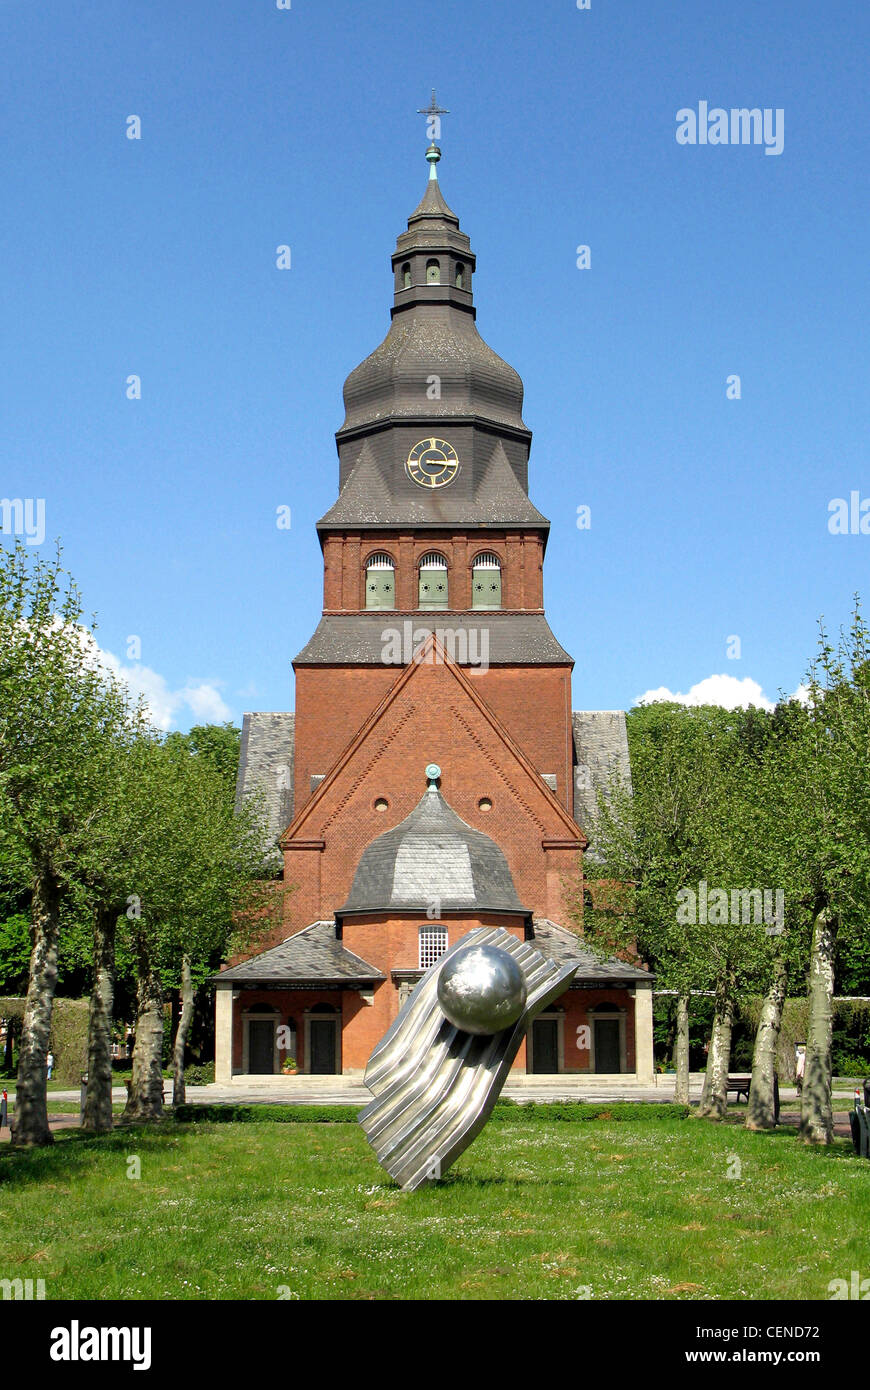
46, 1051, 54, 1081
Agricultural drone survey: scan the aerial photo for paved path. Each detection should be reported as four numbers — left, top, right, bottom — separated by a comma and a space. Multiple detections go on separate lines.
7, 1076, 829, 1107
0, 1079, 858, 1143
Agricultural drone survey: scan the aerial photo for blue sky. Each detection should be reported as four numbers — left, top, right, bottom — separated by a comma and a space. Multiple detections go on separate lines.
2, 0, 868, 728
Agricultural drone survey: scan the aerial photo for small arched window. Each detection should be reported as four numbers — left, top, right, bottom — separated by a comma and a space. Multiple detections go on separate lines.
426, 259, 441, 285
365, 552, 395, 611
471, 552, 502, 609
418, 552, 448, 610
402, 263, 412, 289
455, 262, 465, 289
419, 924, 448, 970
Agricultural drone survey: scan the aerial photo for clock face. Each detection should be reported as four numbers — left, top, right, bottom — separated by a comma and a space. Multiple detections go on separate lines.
406, 437, 460, 489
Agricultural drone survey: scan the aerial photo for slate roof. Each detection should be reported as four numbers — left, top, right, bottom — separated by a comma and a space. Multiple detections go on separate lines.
407, 177, 461, 226
531, 919, 652, 983
317, 438, 548, 531
572, 711, 632, 856
213, 921, 384, 986
293, 613, 573, 666
339, 783, 529, 917
337, 310, 529, 438
213, 917, 649, 987
234, 712, 295, 846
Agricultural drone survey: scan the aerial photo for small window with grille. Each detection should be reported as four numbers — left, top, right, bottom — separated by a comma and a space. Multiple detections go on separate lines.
426, 259, 441, 285
419, 924, 448, 970
365, 553, 395, 610
472, 552, 502, 609
418, 551, 448, 610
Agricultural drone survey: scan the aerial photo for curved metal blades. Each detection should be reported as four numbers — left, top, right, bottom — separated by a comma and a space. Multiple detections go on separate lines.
359, 926, 577, 1190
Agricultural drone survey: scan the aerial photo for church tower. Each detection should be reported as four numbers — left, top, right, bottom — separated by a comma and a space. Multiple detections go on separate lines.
220, 126, 651, 1084
293, 139, 576, 824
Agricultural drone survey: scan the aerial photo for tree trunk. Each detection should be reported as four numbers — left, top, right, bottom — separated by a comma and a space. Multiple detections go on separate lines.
172, 954, 195, 1107
11, 868, 61, 1147
123, 948, 165, 1122
799, 906, 836, 1145
82, 906, 116, 1133
696, 992, 735, 1120
746, 956, 787, 1130
674, 995, 690, 1105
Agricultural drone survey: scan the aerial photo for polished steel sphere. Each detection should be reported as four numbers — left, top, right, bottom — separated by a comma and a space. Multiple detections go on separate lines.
437, 945, 527, 1036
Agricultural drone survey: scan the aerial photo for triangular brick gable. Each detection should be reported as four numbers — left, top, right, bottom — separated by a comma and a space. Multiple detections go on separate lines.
280, 634, 585, 925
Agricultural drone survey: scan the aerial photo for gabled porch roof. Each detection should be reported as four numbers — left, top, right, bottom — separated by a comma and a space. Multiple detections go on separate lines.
212, 921, 385, 989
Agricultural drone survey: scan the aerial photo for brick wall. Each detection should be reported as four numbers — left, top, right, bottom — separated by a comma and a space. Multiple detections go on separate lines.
292, 663, 574, 822
283, 653, 583, 933
321, 530, 545, 613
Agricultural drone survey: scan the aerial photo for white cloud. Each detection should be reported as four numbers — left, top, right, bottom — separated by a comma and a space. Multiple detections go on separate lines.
635, 673, 798, 712
77, 630, 231, 732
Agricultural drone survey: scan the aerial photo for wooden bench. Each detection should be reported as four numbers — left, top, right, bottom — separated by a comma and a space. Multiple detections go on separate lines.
726, 1074, 780, 1122
726, 1076, 751, 1102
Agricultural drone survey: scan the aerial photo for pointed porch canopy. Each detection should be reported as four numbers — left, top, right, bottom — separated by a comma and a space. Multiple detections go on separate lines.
212, 921, 385, 989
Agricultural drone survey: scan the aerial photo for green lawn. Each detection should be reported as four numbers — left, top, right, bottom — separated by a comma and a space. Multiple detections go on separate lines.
1, 1109, 867, 1301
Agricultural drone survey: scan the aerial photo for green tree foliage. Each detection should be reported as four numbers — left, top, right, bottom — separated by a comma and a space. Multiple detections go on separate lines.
0, 913, 30, 995
163, 723, 241, 800
0, 542, 145, 1145
792, 608, 870, 1141
119, 735, 277, 1121
576, 702, 813, 1119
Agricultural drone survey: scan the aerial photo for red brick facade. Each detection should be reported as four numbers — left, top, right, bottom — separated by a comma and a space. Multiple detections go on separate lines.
283, 637, 583, 935
229, 978, 638, 1077
320, 531, 545, 613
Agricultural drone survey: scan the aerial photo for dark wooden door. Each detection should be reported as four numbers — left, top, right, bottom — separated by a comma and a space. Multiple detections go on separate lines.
309, 1020, 337, 1075
248, 1020, 274, 1074
594, 1019, 621, 1073
532, 1018, 559, 1074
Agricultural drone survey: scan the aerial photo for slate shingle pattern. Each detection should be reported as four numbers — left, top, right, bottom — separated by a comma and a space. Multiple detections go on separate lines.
293, 612, 573, 666
531, 918, 651, 982
340, 783, 529, 916
234, 712, 295, 847
214, 920, 384, 985
572, 710, 632, 855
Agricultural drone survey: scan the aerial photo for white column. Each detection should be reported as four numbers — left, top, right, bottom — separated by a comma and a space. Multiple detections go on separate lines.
215, 988, 235, 1083
634, 983, 655, 1085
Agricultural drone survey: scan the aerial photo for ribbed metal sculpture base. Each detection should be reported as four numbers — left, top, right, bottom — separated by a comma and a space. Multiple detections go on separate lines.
359, 926, 577, 1190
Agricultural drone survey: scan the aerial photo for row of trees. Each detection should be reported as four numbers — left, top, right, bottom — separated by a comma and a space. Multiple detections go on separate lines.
577, 607, 870, 1143
0, 543, 278, 1145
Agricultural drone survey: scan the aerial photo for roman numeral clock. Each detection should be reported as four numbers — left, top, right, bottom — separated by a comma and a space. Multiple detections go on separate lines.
405, 437, 460, 489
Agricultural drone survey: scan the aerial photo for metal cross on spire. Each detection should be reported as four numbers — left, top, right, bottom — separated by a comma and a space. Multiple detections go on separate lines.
418, 89, 449, 142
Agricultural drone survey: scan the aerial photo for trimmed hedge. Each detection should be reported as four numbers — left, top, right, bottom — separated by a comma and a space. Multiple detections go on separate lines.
0, 995, 89, 1085
173, 1104, 360, 1124
741, 997, 870, 1079
490, 1100, 690, 1123
173, 1100, 690, 1126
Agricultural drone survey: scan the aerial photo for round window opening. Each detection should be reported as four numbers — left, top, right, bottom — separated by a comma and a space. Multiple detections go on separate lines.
374, 797, 390, 813
478, 797, 493, 813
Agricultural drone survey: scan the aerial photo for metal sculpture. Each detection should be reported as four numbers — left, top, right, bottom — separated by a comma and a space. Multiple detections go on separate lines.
359, 925, 577, 1190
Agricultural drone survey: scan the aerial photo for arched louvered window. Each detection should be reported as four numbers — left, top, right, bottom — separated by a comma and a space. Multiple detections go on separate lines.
402, 262, 412, 289
418, 551, 448, 610
455, 262, 465, 289
419, 924, 448, 970
471, 552, 502, 609
426, 259, 441, 285
365, 552, 395, 611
